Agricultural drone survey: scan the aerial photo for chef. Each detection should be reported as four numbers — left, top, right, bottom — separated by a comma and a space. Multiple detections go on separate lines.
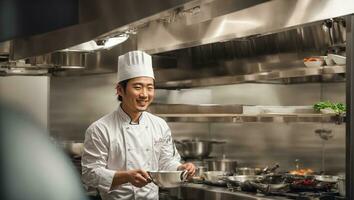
81, 50, 195, 200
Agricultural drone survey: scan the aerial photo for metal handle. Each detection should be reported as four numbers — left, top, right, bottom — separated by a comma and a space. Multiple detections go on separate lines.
147, 172, 159, 186
180, 170, 189, 181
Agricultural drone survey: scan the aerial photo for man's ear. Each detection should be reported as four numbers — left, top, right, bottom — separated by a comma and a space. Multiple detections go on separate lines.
116, 84, 124, 96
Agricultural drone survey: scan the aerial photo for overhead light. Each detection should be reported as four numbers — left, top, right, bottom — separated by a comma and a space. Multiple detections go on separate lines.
102, 34, 129, 49
61, 34, 129, 52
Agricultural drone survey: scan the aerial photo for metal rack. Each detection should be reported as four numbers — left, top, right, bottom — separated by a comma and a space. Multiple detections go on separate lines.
150, 104, 344, 123
157, 113, 344, 124
156, 65, 345, 89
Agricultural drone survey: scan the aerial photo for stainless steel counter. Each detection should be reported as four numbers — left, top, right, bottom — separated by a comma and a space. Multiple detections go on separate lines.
161, 183, 290, 200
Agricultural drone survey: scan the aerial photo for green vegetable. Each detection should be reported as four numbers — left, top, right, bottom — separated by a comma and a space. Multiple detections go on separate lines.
313, 101, 346, 114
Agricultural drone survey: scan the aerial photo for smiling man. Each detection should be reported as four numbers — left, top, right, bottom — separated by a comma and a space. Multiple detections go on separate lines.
81, 51, 195, 200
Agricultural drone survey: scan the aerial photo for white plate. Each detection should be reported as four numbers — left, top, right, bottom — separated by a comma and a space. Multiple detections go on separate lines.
320, 108, 336, 114
328, 54, 346, 65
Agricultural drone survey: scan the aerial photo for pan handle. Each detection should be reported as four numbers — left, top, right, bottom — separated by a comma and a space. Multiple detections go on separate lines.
180, 170, 189, 181
147, 172, 159, 186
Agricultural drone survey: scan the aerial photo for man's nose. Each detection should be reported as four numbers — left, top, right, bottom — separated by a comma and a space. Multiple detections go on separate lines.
139, 89, 148, 98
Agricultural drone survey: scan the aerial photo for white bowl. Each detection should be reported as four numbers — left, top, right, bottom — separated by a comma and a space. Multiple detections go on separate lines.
320, 108, 336, 114
304, 60, 324, 68
328, 54, 346, 65
148, 171, 187, 188
324, 56, 335, 66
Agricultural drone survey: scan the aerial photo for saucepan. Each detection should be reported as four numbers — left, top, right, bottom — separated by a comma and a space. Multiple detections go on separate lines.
226, 175, 263, 192
148, 171, 188, 188
202, 171, 230, 186
235, 164, 279, 176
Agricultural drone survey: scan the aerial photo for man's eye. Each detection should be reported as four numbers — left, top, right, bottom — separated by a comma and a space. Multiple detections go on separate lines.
134, 87, 141, 90
148, 87, 154, 90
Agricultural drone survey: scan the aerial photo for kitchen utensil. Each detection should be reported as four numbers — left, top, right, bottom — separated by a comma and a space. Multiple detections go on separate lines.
174, 139, 224, 159
205, 159, 237, 174
235, 167, 262, 175
227, 175, 263, 185
226, 175, 263, 192
148, 171, 188, 188
314, 175, 339, 183
202, 171, 228, 186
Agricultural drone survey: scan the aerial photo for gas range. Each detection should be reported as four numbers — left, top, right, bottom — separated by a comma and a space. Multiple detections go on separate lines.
269, 191, 344, 200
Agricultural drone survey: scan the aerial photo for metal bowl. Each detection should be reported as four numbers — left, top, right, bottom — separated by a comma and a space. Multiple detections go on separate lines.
148, 171, 187, 188
175, 140, 213, 159
202, 171, 229, 186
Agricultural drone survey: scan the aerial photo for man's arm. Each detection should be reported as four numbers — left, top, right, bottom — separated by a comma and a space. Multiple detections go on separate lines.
111, 170, 151, 189
81, 126, 116, 192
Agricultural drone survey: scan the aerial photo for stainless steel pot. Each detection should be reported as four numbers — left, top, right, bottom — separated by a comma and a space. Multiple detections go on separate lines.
148, 171, 188, 188
227, 175, 263, 184
205, 159, 238, 174
202, 171, 228, 186
174, 139, 224, 159
314, 175, 339, 183
235, 167, 262, 175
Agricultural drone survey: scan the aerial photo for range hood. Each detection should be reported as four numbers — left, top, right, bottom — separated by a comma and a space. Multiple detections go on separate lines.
1, 0, 354, 78
0, 0, 194, 75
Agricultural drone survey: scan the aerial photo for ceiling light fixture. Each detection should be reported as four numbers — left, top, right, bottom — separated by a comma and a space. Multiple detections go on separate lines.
62, 34, 130, 52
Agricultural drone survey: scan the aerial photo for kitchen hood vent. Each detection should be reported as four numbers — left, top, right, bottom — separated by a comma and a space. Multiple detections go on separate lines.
0, 51, 87, 76
4, 0, 354, 78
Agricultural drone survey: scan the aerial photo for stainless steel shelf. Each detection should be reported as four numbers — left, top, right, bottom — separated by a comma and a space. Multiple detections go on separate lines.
157, 113, 344, 123
155, 65, 345, 89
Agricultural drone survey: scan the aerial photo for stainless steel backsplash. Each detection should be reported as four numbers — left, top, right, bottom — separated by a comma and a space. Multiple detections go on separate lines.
50, 73, 345, 173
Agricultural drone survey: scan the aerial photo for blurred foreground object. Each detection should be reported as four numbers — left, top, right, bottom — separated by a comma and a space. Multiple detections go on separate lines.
0, 103, 88, 200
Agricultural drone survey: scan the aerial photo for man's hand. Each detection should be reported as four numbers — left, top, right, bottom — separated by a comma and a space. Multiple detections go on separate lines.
177, 162, 196, 179
127, 169, 151, 187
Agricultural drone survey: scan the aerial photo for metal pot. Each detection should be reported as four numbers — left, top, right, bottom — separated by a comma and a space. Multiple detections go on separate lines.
205, 159, 238, 174
174, 139, 224, 159
227, 175, 263, 185
202, 171, 228, 186
148, 171, 188, 188
314, 175, 339, 183
235, 167, 262, 175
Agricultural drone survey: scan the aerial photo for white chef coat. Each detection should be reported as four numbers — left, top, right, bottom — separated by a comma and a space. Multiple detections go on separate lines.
81, 105, 181, 200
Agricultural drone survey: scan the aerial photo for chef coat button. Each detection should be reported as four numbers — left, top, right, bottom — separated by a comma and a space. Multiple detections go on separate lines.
128, 148, 131, 151
146, 148, 149, 152
145, 126, 148, 129
147, 163, 150, 166
126, 127, 129, 130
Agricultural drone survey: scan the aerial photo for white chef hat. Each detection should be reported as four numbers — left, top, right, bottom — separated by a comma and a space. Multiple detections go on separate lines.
117, 50, 155, 82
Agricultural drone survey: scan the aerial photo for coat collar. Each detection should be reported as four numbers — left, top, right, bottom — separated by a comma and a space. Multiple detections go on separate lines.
117, 104, 145, 125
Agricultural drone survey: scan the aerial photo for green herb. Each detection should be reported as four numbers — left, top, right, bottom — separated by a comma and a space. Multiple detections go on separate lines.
313, 101, 346, 114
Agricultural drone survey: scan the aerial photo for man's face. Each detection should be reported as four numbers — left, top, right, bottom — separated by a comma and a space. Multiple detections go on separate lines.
117, 77, 155, 113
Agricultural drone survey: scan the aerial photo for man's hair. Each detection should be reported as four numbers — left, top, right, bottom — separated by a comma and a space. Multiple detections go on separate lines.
116, 79, 129, 101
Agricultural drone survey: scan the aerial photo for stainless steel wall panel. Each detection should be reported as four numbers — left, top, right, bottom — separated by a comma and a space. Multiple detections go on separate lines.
138, 0, 354, 54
